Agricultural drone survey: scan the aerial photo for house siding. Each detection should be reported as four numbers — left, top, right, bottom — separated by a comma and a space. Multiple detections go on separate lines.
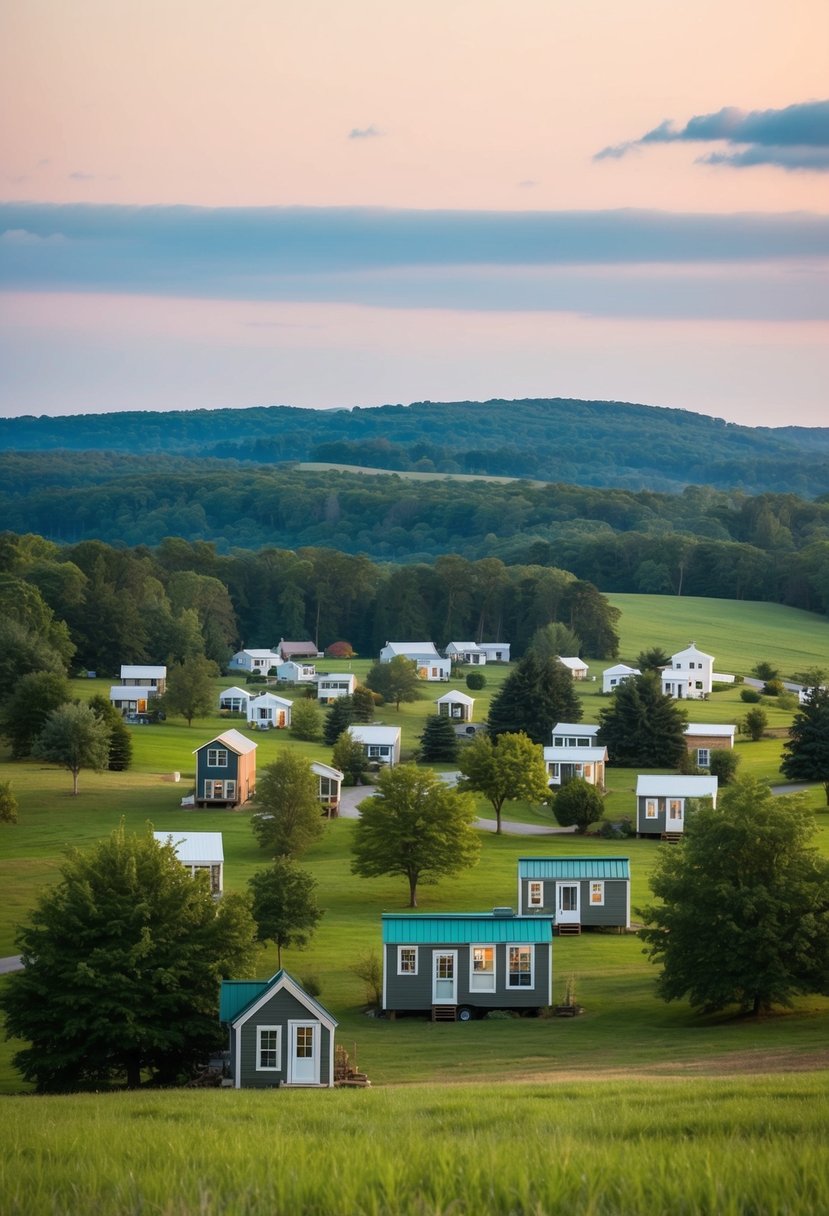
383, 942, 550, 1011
237, 988, 332, 1088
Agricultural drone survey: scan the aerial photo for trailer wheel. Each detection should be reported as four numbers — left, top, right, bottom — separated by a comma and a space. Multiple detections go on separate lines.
457, 1006, 474, 1022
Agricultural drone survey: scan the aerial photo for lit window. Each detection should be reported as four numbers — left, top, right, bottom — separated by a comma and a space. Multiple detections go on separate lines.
397, 947, 417, 975
645, 800, 658, 819
669, 799, 683, 821
528, 881, 543, 908
507, 945, 533, 988
470, 945, 495, 992
590, 881, 604, 906
256, 1026, 281, 1071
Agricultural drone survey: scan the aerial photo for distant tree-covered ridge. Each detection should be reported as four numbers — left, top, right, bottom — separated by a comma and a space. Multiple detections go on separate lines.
3, 397, 829, 495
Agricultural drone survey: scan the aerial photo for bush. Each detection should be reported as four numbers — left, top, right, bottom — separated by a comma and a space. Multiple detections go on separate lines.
763, 678, 785, 697
466, 672, 486, 690
740, 687, 761, 703
352, 951, 382, 1007
300, 974, 322, 999
709, 749, 740, 785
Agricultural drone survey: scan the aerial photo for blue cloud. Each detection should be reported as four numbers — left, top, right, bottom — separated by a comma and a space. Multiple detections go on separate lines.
1, 202, 827, 321
596, 99, 829, 171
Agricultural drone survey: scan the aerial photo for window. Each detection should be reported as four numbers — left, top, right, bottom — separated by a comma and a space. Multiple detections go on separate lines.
507, 945, 533, 988
368, 744, 382, 757
645, 799, 658, 819
553, 735, 564, 747
669, 799, 683, 821
225, 780, 236, 800
470, 945, 495, 992
528, 881, 544, 908
295, 1026, 313, 1058
548, 763, 560, 781
697, 748, 710, 768
590, 881, 605, 906
256, 1025, 282, 1071
397, 947, 418, 975
695, 681, 703, 690
207, 748, 228, 767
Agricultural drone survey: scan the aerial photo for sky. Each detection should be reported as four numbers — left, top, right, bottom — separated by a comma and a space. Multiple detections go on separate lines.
1, 0, 828, 426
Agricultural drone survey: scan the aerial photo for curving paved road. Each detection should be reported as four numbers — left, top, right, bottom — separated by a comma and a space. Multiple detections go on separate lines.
0, 955, 23, 974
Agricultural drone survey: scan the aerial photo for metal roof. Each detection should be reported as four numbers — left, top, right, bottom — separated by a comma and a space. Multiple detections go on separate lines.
543, 746, 607, 762
636, 775, 718, 797
552, 723, 599, 735
311, 761, 344, 781
153, 831, 224, 864
348, 725, 401, 744
518, 857, 630, 881
382, 913, 553, 944
194, 728, 257, 756
120, 665, 166, 678
219, 970, 337, 1027
685, 724, 736, 737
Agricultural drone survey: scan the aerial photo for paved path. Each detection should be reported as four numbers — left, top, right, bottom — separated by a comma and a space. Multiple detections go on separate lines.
769, 782, 820, 796
337, 778, 575, 835
0, 956, 23, 974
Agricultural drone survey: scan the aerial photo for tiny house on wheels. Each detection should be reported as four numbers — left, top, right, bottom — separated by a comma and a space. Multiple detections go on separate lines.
220, 970, 337, 1088
517, 857, 630, 933
381, 910, 553, 1021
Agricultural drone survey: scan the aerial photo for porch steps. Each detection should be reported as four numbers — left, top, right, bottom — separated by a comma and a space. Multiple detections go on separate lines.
661, 832, 684, 843
432, 1005, 458, 1022
556, 923, 582, 936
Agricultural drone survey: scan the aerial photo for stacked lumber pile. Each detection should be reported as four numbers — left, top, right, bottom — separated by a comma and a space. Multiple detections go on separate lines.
333, 1043, 371, 1088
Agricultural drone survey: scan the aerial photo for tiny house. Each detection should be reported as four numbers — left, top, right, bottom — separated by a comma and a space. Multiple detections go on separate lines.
247, 692, 293, 729
602, 663, 640, 693
382, 910, 553, 1020
153, 831, 224, 895
518, 857, 630, 932
684, 723, 736, 768
220, 970, 337, 1088
435, 690, 475, 722
635, 774, 718, 837
347, 724, 401, 767
193, 729, 257, 808
311, 761, 344, 816
315, 672, 356, 703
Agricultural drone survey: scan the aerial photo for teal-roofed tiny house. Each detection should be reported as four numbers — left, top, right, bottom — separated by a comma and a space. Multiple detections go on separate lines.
382, 910, 553, 1021
518, 857, 631, 934
220, 971, 337, 1088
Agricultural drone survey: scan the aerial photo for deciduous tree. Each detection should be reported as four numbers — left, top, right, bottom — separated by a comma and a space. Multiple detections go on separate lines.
351, 764, 479, 906
0, 780, 18, 824
457, 732, 550, 834
741, 706, 768, 740
552, 777, 604, 834
249, 859, 323, 969
161, 655, 218, 726
0, 824, 257, 1089
0, 670, 70, 758
32, 702, 111, 795
252, 752, 324, 857
639, 778, 829, 1015
289, 698, 322, 742
366, 656, 422, 711
331, 730, 369, 785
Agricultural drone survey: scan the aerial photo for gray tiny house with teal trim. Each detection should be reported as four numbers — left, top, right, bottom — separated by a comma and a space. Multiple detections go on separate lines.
382, 911, 553, 1020
220, 970, 337, 1088
518, 857, 631, 932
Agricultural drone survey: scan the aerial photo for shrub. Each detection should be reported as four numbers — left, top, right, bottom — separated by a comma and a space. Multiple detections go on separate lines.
300, 974, 322, 999
709, 749, 740, 785
741, 687, 761, 703
352, 951, 382, 1007
466, 672, 486, 690
763, 678, 785, 697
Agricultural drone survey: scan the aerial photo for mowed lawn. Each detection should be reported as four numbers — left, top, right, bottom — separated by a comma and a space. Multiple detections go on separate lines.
2, 595, 829, 1097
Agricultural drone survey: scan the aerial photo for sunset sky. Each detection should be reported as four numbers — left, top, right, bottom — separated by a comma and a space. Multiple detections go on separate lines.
1, 0, 827, 424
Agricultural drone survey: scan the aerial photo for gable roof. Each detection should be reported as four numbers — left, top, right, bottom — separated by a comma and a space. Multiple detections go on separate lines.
519, 857, 630, 881
558, 656, 588, 671
278, 640, 319, 658
602, 664, 640, 677
153, 831, 224, 864
219, 685, 250, 700
220, 969, 337, 1029
435, 690, 475, 705
311, 761, 344, 782
382, 912, 553, 944
636, 775, 718, 798
247, 692, 293, 708
347, 725, 401, 745
383, 641, 441, 658
194, 728, 257, 757
670, 643, 714, 663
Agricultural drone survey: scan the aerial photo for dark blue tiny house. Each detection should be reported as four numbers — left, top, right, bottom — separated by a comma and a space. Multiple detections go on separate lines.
193, 728, 257, 808
518, 857, 630, 933
382, 910, 553, 1021
220, 970, 337, 1088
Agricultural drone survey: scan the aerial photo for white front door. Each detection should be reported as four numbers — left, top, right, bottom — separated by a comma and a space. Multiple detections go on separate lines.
288, 1022, 320, 1085
432, 950, 458, 1003
667, 798, 684, 832
556, 883, 580, 925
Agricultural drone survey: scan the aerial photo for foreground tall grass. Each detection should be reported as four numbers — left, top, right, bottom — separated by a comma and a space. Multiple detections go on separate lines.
3, 1077, 828, 1216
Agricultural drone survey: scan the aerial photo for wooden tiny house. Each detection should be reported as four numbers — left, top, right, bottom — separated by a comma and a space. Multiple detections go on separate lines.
193, 729, 257, 808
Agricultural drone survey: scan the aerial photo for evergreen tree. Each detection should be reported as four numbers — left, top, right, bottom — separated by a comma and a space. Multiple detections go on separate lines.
487, 653, 580, 744
781, 687, 829, 804
331, 730, 369, 785
419, 714, 459, 763
0, 824, 257, 1089
88, 693, 133, 771
32, 702, 112, 795
249, 859, 323, 968
598, 672, 687, 767
323, 695, 355, 746
640, 779, 829, 1015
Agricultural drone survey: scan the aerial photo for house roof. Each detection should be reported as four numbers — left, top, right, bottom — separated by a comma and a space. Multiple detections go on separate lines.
558, 656, 588, 671
315, 672, 355, 685
636, 775, 718, 797
247, 692, 293, 708
121, 665, 166, 679
194, 728, 257, 756
311, 762, 344, 781
220, 969, 337, 1028
347, 725, 401, 745
238, 649, 279, 659
478, 642, 509, 651
552, 722, 599, 736
685, 724, 736, 738
543, 746, 607, 763
447, 642, 482, 651
382, 913, 553, 944
383, 641, 441, 658
219, 686, 250, 700
519, 857, 630, 881
278, 640, 319, 657
153, 831, 224, 864
671, 643, 714, 662
109, 686, 145, 700
602, 664, 640, 677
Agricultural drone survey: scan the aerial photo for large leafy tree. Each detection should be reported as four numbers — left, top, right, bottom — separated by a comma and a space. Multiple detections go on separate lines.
0, 670, 70, 759
351, 764, 480, 907
32, 702, 111, 795
251, 752, 324, 858
458, 732, 551, 834
781, 687, 829, 804
331, 730, 369, 785
640, 778, 829, 1016
0, 824, 257, 1090
487, 653, 580, 744
552, 777, 604, 834
161, 655, 218, 726
598, 672, 687, 767
249, 859, 323, 968
365, 656, 422, 711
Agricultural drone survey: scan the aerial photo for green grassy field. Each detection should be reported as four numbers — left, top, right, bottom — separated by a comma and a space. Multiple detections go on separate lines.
4, 1077, 829, 1216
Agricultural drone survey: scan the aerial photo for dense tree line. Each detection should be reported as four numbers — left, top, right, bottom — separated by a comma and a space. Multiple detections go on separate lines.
3, 397, 829, 495
0, 532, 620, 676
